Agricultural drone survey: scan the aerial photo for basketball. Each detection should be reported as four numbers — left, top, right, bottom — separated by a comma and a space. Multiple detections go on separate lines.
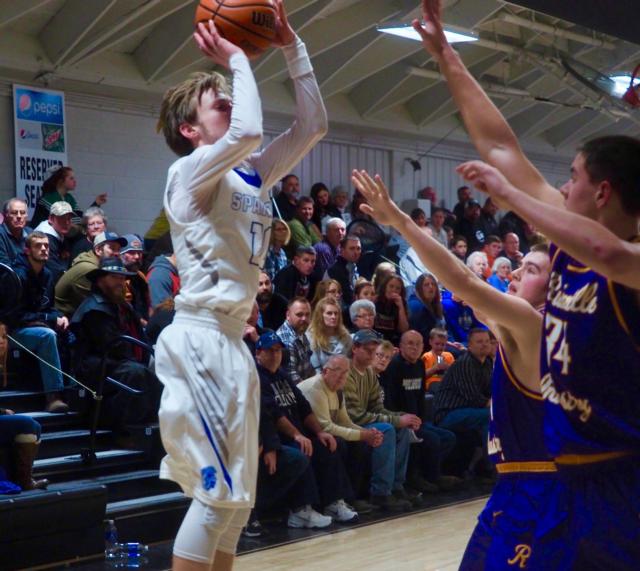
195, 0, 277, 58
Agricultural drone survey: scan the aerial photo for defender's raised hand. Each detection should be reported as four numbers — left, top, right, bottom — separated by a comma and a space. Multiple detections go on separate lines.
412, 0, 449, 59
351, 169, 403, 227
456, 160, 514, 209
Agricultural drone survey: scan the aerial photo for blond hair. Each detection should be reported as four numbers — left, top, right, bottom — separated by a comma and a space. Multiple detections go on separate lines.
311, 279, 342, 309
308, 297, 351, 353
158, 71, 231, 156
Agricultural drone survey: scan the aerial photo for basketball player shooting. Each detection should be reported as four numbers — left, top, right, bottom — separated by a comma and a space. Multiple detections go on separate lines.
352, 169, 559, 570
154, 2, 327, 569
414, 1, 640, 568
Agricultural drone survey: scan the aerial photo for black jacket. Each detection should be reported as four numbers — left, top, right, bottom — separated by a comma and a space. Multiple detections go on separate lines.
327, 255, 358, 305
273, 265, 317, 302
8, 254, 61, 329
0, 224, 31, 267
70, 291, 148, 377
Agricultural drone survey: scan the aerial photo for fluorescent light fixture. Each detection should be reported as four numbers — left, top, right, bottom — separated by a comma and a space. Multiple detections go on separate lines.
609, 74, 640, 97
377, 22, 478, 44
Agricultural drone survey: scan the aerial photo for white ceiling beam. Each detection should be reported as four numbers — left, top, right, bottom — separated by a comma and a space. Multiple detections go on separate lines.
62, 0, 194, 67
346, 0, 503, 118
0, 0, 57, 29
62, 0, 166, 67
134, 4, 194, 82
154, 0, 331, 84
318, 30, 422, 98
350, 53, 432, 117
39, 0, 118, 67
254, 0, 406, 84
252, 0, 333, 78
553, 114, 619, 149
406, 50, 503, 126
500, 13, 615, 49
544, 109, 606, 148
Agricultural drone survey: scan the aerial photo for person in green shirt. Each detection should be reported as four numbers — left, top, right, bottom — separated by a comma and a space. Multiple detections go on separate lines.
287, 196, 321, 258
31, 165, 107, 228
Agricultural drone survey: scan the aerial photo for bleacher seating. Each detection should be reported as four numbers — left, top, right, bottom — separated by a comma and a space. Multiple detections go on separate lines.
0, 350, 187, 570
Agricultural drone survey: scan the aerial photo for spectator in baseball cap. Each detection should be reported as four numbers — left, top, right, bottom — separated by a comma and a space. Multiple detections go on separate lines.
120, 234, 151, 322
54, 230, 127, 317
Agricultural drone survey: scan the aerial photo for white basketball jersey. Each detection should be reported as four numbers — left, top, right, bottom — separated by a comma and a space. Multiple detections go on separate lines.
164, 162, 272, 323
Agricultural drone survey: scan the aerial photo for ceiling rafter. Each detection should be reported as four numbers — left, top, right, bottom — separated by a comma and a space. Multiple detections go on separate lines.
0, 0, 58, 30
39, 0, 119, 67
347, 0, 504, 117
252, 0, 335, 78
60, 0, 194, 68
406, 50, 504, 127
254, 0, 409, 85
152, 0, 333, 85
133, 3, 195, 82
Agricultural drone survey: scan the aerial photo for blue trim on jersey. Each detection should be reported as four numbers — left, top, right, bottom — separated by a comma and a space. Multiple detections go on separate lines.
233, 167, 262, 189
199, 413, 234, 493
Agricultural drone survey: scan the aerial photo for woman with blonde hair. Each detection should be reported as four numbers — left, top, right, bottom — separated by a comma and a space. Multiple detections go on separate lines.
264, 218, 291, 279
310, 279, 342, 309
306, 297, 351, 372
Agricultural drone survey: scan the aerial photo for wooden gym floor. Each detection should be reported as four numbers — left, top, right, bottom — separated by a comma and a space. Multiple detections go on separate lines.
234, 498, 484, 571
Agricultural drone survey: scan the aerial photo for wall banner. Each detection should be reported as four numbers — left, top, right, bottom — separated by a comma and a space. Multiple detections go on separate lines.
12, 84, 68, 218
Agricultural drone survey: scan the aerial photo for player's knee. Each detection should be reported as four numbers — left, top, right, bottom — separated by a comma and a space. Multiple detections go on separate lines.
216, 508, 250, 554
173, 500, 236, 563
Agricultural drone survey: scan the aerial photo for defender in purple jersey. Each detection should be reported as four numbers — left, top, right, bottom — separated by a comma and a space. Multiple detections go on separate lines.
352, 168, 560, 570
411, 1, 640, 567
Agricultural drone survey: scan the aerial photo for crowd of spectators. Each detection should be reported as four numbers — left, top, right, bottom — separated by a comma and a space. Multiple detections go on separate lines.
0, 166, 538, 529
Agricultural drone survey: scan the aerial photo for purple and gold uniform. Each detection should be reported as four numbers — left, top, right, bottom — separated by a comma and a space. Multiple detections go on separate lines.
531, 242, 640, 570
460, 344, 559, 570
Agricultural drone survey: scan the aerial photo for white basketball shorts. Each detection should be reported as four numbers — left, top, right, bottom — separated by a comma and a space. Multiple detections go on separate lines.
155, 308, 259, 508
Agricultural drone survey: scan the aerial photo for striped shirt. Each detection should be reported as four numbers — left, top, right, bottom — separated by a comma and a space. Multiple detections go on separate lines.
433, 351, 493, 424
344, 364, 403, 428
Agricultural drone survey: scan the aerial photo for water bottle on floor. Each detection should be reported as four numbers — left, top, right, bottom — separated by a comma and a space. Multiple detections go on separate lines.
105, 520, 120, 560
104, 520, 149, 566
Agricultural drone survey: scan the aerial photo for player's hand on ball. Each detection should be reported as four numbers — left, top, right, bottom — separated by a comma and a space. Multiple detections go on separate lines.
194, 20, 243, 68
351, 169, 403, 227
272, 0, 295, 47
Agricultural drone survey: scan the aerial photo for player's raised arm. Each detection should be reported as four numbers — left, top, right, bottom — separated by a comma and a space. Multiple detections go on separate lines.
250, 0, 328, 188
457, 160, 640, 290
412, 0, 561, 208
160, 21, 263, 214
351, 169, 543, 334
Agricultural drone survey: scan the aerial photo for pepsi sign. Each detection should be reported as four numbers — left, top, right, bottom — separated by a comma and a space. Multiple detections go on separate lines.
15, 88, 64, 125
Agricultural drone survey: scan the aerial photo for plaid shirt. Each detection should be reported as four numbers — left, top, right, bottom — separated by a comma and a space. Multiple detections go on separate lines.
276, 321, 315, 384
264, 247, 288, 280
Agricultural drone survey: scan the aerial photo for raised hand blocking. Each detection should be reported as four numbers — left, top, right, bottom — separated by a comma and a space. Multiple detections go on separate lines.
351, 169, 404, 227
411, 0, 448, 58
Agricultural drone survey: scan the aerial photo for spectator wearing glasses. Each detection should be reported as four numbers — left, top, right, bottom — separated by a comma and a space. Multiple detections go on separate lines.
310, 279, 342, 311
349, 299, 376, 334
